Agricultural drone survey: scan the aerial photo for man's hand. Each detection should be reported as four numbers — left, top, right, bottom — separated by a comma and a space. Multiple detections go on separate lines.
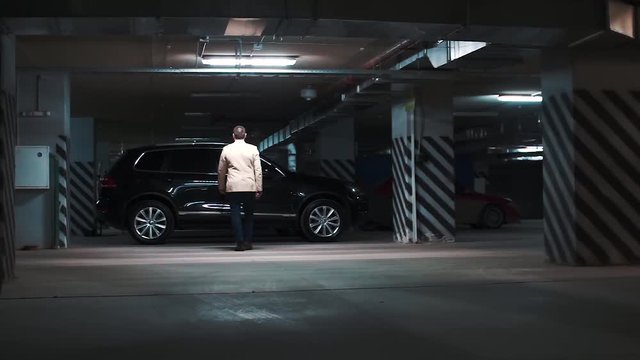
256, 191, 263, 200
219, 188, 226, 195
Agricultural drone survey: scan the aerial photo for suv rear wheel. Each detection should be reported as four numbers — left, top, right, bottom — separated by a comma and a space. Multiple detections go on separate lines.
300, 199, 347, 242
128, 200, 175, 244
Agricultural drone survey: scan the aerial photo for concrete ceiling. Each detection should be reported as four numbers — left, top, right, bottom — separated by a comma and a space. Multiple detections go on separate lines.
16, 34, 410, 140
8, 16, 554, 145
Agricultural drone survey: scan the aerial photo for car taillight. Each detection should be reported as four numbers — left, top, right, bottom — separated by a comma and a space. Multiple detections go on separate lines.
100, 176, 117, 189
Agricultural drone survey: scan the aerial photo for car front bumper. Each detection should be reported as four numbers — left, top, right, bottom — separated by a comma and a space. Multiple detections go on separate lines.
348, 195, 369, 225
504, 203, 521, 224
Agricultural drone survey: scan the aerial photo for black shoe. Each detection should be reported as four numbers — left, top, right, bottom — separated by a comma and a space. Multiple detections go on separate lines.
244, 243, 253, 250
234, 245, 245, 251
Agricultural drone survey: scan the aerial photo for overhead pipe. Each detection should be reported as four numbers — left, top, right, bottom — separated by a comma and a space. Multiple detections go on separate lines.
258, 25, 491, 151
15, 66, 450, 79
257, 36, 470, 151
311, 37, 422, 116
363, 39, 416, 70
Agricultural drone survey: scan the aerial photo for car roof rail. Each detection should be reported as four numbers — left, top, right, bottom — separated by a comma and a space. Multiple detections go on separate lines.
156, 138, 228, 146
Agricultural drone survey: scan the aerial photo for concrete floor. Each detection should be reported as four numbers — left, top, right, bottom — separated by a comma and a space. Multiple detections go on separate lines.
1, 221, 640, 359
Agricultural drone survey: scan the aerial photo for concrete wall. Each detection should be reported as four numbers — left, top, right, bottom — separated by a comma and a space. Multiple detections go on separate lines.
15, 72, 69, 249
487, 162, 543, 219
70, 117, 94, 163
316, 119, 355, 160
315, 118, 356, 182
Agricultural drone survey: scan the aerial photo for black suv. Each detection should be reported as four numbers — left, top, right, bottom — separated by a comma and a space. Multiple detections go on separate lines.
97, 143, 367, 244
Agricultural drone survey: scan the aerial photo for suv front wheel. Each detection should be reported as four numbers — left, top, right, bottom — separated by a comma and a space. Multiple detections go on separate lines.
300, 199, 347, 241
128, 200, 175, 245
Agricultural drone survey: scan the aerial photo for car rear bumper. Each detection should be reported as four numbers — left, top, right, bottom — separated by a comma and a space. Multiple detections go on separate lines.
96, 197, 126, 230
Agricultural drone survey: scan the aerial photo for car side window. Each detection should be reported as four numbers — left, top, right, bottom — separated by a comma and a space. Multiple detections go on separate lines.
261, 159, 284, 177
262, 160, 271, 175
135, 150, 167, 171
165, 148, 221, 174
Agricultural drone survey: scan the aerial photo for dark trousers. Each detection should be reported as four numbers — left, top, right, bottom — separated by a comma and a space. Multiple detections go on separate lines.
227, 192, 256, 246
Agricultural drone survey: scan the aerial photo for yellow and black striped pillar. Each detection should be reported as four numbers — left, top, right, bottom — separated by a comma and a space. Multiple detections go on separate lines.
69, 161, 97, 236
0, 34, 17, 282
55, 135, 70, 248
392, 83, 454, 243
391, 133, 413, 243
542, 50, 640, 265
0, 91, 17, 281
415, 136, 455, 242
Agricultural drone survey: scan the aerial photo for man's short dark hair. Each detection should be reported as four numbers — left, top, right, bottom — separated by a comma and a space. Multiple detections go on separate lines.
233, 125, 247, 140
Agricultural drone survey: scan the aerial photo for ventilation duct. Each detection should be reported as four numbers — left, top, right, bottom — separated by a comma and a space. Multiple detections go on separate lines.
427, 41, 488, 68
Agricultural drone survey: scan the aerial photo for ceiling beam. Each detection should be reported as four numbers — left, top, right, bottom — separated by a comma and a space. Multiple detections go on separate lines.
17, 66, 452, 80
3, 0, 604, 32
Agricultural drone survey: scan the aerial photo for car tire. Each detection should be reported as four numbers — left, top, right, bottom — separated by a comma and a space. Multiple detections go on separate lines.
480, 204, 505, 229
300, 199, 348, 242
128, 200, 175, 245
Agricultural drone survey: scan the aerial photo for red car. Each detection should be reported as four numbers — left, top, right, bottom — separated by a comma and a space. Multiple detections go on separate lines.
377, 179, 520, 229
455, 189, 521, 229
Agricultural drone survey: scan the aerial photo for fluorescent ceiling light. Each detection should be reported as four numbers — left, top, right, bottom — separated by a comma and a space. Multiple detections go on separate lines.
497, 94, 543, 103
202, 56, 297, 67
514, 146, 544, 153
488, 145, 543, 154
509, 156, 544, 161
184, 112, 211, 116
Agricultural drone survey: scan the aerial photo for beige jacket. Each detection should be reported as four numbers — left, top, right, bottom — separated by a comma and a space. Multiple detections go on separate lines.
218, 140, 263, 193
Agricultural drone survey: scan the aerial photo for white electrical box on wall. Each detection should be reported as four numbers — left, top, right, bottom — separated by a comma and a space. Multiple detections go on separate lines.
15, 146, 50, 189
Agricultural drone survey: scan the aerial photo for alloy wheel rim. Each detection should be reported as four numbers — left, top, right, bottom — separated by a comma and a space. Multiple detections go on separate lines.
309, 206, 341, 237
486, 208, 504, 227
134, 207, 167, 240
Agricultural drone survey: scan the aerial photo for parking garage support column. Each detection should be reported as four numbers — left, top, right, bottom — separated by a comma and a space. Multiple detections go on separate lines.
315, 118, 355, 182
1, 34, 17, 282
16, 72, 71, 249
392, 82, 454, 243
541, 49, 640, 265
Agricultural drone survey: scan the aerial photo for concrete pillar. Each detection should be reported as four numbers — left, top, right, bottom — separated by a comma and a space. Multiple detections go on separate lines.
392, 82, 455, 243
473, 161, 489, 194
315, 118, 355, 182
542, 49, 640, 265
1, 34, 17, 282
15, 72, 70, 249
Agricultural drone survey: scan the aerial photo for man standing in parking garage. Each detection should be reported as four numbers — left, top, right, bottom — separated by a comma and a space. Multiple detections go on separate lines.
218, 126, 263, 251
